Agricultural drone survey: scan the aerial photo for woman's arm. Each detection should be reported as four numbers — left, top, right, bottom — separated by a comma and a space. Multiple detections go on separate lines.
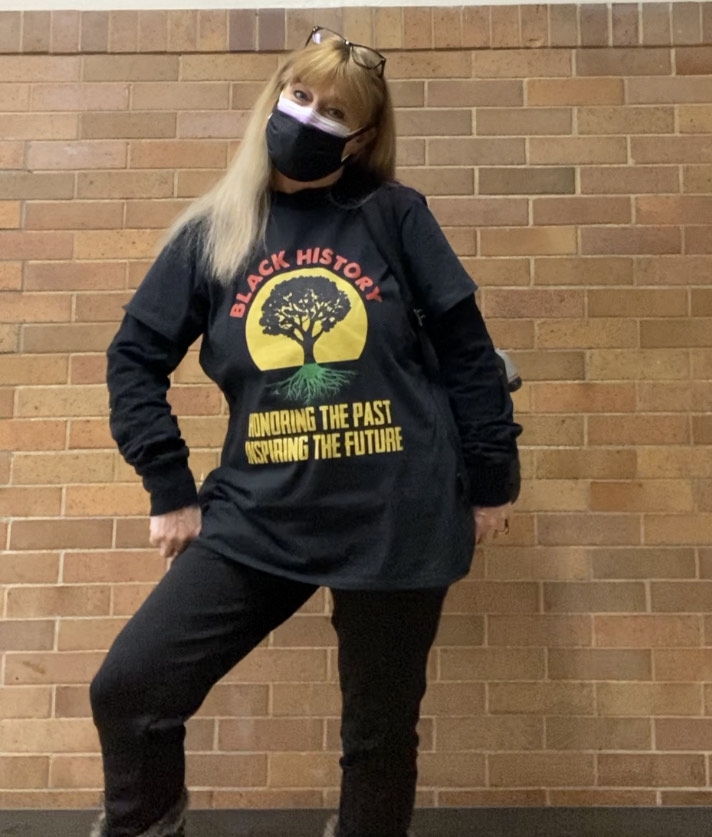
107, 313, 200, 517
426, 294, 522, 509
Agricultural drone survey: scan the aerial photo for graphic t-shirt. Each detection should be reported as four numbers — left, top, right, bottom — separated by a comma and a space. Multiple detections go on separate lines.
125, 182, 477, 590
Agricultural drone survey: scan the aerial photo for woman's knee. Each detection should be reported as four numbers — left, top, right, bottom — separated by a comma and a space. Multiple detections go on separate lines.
90, 628, 156, 726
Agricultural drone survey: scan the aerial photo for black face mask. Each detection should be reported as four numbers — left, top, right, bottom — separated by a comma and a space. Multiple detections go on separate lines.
267, 106, 365, 183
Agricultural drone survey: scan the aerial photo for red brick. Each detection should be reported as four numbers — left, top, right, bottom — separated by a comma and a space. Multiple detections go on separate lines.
0, 486, 62, 516
83, 55, 178, 82
0, 552, 60, 584
461, 6, 490, 48
595, 615, 701, 648
80, 112, 176, 140
0, 232, 73, 261
129, 140, 227, 169
27, 141, 126, 171
612, 4, 641, 47
136, 10, 167, 52
0, 687, 52, 720
488, 615, 591, 647
0, 263, 21, 291
67, 418, 112, 448
80, 11, 108, 52
490, 753, 595, 788
598, 754, 705, 787
580, 4, 609, 47
636, 255, 712, 285
7, 585, 110, 619
582, 226, 681, 255
599, 681, 701, 716
686, 226, 712, 254
594, 479, 694, 514
547, 716, 651, 750
481, 227, 576, 257
534, 257, 633, 286
440, 648, 545, 681
133, 82, 228, 111
633, 135, 712, 163
403, 6, 432, 49
25, 201, 123, 231
386, 52, 472, 81
0, 56, 80, 82
108, 10, 138, 53
549, 648, 651, 680
428, 137, 525, 166
593, 547, 696, 580
432, 7, 462, 49
180, 54, 277, 82
30, 83, 129, 111
645, 514, 712, 545
74, 230, 159, 260
440, 716, 543, 752
474, 50, 571, 79
534, 196, 631, 225
77, 170, 173, 199
539, 513, 640, 546
219, 718, 323, 752
3, 113, 79, 140
577, 47, 671, 75
166, 10, 197, 52
1, 173, 76, 200
9, 519, 112, 550
642, 3, 671, 45
521, 4, 548, 48
581, 165, 679, 195
530, 382, 636, 413
530, 136, 627, 165
629, 76, 712, 104
641, 319, 712, 348
429, 198, 527, 228
482, 288, 584, 319
0, 12, 21, 52
74, 292, 132, 322
24, 261, 125, 292
0, 620, 56, 652
427, 80, 522, 108
9, 10, 44, 53
544, 581, 646, 613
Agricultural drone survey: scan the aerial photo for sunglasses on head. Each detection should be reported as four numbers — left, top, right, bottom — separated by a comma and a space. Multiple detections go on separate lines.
305, 26, 387, 78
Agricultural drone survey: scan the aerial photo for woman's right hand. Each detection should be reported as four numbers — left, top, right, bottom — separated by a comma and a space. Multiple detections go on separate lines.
149, 505, 202, 560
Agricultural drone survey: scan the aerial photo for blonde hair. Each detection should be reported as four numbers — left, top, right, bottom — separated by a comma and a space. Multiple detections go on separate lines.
165, 40, 396, 285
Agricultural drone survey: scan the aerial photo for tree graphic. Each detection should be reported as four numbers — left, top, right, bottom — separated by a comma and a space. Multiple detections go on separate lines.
260, 276, 356, 404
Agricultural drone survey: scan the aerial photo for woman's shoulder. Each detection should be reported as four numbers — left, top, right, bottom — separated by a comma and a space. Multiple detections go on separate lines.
377, 179, 428, 210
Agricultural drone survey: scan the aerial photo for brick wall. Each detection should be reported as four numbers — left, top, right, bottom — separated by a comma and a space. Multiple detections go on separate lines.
1, 2, 712, 810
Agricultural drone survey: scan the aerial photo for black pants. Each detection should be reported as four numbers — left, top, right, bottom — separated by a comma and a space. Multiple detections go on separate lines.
90, 542, 447, 837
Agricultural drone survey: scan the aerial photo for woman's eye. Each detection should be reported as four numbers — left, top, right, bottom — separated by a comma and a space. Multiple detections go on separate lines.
327, 108, 345, 121
292, 89, 309, 102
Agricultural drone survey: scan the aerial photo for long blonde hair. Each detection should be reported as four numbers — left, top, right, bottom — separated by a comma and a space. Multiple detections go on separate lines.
166, 39, 396, 285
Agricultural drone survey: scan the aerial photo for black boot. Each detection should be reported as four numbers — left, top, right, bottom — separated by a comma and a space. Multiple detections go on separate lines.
90, 789, 188, 837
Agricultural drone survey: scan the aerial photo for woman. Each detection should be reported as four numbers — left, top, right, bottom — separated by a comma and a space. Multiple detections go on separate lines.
91, 27, 521, 837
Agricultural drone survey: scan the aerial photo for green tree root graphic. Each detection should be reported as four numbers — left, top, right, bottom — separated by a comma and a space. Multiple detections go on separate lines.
271, 363, 356, 405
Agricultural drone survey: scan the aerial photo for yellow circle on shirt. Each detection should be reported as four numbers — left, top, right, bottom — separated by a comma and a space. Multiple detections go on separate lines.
245, 268, 368, 371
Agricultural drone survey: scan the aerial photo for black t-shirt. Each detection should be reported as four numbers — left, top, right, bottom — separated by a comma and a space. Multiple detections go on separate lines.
124, 181, 479, 590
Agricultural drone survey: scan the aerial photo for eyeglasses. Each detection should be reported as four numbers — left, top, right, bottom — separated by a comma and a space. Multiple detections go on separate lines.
305, 26, 387, 78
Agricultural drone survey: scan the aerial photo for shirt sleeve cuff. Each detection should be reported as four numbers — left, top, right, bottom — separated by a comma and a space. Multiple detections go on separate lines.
467, 457, 520, 507
142, 461, 199, 516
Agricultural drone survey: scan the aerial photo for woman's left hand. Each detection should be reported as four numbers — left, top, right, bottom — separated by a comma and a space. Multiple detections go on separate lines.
473, 503, 512, 545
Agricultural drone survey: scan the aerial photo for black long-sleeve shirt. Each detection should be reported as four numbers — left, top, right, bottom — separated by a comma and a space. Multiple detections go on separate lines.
106, 180, 521, 590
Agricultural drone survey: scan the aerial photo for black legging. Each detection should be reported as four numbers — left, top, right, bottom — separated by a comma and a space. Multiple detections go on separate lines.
90, 541, 446, 837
